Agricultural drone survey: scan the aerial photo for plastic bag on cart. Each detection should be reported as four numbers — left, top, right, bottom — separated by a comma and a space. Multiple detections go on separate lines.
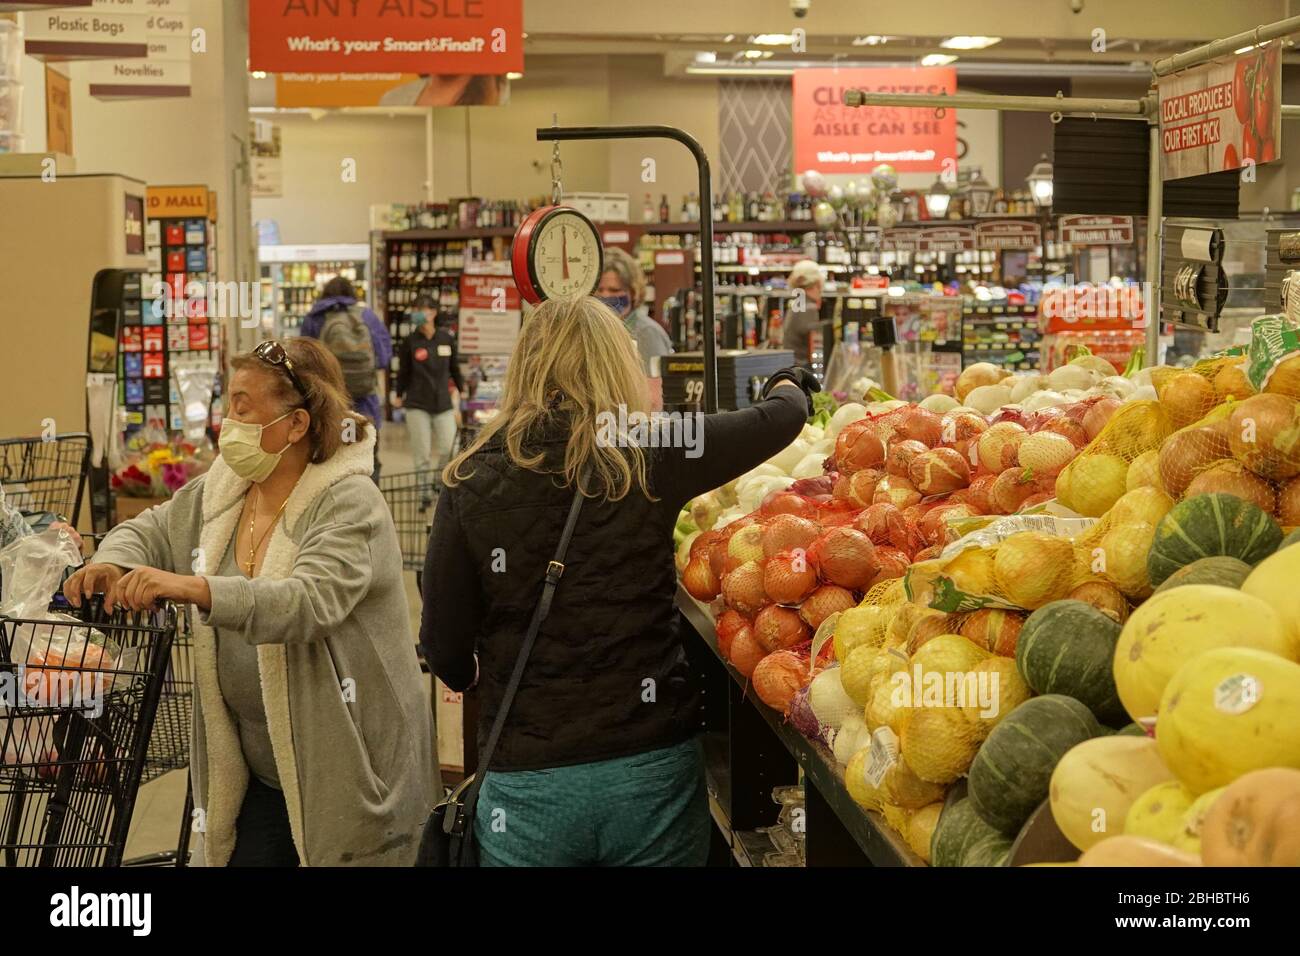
0, 528, 124, 709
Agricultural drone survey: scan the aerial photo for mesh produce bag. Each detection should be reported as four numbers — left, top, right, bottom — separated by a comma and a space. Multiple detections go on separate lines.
1053, 400, 1173, 517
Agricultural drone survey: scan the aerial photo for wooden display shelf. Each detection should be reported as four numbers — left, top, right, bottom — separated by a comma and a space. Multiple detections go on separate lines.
677, 585, 923, 867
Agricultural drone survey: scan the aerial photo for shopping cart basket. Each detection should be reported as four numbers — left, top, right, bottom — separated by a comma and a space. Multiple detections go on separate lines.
0, 434, 91, 527
0, 598, 177, 867
379, 470, 438, 595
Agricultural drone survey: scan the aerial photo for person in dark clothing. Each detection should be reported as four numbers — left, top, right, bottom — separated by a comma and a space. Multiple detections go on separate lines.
781, 258, 828, 367
420, 295, 818, 867
300, 276, 392, 481
395, 294, 466, 506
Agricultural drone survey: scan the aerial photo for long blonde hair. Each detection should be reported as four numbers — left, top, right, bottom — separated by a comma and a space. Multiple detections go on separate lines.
443, 296, 653, 500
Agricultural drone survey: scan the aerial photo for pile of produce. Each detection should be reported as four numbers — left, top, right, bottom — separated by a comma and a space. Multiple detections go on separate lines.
676, 331, 1300, 866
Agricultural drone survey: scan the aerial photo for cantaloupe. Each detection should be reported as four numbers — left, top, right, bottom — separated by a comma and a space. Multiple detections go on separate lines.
1049, 735, 1175, 851
1078, 835, 1201, 866
1157, 647, 1300, 794
1124, 780, 1196, 845
1200, 767, 1300, 867
1241, 543, 1300, 659
1113, 585, 1292, 721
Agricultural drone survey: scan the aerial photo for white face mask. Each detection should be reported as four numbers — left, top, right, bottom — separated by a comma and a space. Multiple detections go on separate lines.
218, 411, 295, 483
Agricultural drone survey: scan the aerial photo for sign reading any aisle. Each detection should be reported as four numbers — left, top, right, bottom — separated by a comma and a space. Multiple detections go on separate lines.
1057, 214, 1134, 245
793, 67, 956, 174
974, 220, 1041, 251
145, 185, 208, 219
458, 261, 521, 355
248, 0, 524, 75
1158, 41, 1281, 180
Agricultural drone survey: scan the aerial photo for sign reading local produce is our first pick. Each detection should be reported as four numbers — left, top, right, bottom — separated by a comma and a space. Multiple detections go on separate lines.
1158, 40, 1282, 180
248, 0, 523, 75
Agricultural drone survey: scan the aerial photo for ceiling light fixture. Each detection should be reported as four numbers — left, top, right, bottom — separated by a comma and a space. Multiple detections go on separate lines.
507, 72, 523, 80
723, 33, 735, 42
741, 49, 775, 59
750, 33, 797, 46
852, 35, 889, 46
921, 53, 959, 66
941, 36, 1001, 50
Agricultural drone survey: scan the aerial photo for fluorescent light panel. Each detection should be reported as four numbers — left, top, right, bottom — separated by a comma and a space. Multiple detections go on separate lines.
921, 53, 959, 66
941, 36, 1001, 50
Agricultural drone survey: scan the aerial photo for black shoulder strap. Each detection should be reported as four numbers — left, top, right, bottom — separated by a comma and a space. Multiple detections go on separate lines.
450, 469, 589, 850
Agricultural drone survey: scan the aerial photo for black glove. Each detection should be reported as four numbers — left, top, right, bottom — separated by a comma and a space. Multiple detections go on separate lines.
761, 366, 821, 417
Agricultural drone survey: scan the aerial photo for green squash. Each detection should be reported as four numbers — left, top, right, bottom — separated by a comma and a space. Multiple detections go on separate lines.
1147, 493, 1281, 587
1115, 722, 1149, 737
1281, 528, 1300, 550
1016, 600, 1126, 725
962, 829, 1014, 867
967, 695, 1105, 834
931, 797, 1009, 868
1152, 555, 1253, 594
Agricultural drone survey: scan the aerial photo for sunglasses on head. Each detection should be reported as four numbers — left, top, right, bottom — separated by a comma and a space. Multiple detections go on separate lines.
253, 340, 308, 400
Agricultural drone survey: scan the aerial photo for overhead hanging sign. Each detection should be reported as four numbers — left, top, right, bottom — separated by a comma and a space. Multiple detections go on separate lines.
975, 220, 1041, 251
1057, 214, 1134, 245
917, 226, 975, 253
248, 0, 524, 75
145, 184, 209, 219
21, 6, 147, 60
793, 66, 957, 174
1158, 41, 1281, 180
274, 71, 509, 107
86, 1, 192, 99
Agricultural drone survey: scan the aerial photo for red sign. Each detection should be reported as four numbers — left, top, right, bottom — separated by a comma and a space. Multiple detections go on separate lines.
248, 0, 524, 75
1057, 215, 1134, 245
1041, 284, 1146, 332
1157, 41, 1281, 180
793, 67, 956, 174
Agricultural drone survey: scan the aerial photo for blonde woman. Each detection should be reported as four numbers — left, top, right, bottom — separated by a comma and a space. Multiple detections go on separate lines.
64, 339, 434, 867
420, 296, 818, 867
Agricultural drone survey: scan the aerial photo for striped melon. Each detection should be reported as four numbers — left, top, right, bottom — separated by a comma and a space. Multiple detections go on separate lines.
1147, 493, 1281, 587
1125, 780, 1196, 844
1017, 600, 1126, 725
968, 695, 1106, 834
1048, 735, 1175, 851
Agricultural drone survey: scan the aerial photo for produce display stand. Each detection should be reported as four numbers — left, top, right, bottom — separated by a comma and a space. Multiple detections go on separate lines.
676, 585, 923, 867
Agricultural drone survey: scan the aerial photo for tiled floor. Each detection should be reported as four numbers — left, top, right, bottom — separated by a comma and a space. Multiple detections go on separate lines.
122, 422, 428, 861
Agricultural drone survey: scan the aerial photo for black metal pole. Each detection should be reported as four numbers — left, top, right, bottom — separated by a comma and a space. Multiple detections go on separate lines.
537, 125, 718, 414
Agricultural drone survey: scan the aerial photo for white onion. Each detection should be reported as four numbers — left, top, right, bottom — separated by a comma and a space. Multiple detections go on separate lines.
1047, 363, 1097, 391
832, 715, 872, 765
1099, 375, 1136, 398
827, 402, 867, 439
801, 423, 826, 443
918, 393, 960, 414
809, 668, 860, 731
1021, 389, 1068, 413
1010, 374, 1046, 404
713, 507, 744, 529
738, 475, 796, 513
1126, 384, 1158, 403
964, 384, 1014, 416
1129, 367, 1155, 388
766, 438, 811, 475
792, 452, 830, 479
809, 437, 835, 457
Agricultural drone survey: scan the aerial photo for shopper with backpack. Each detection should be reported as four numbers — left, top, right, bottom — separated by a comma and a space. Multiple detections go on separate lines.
301, 276, 392, 479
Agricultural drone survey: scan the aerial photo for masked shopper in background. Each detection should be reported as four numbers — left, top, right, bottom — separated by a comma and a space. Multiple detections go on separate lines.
781, 259, 826, 367
394, 294, 465, 506
63, 339, 434, 867
596, 247, 673, 378
421, 295, 818, 866
301, 276, 392, 480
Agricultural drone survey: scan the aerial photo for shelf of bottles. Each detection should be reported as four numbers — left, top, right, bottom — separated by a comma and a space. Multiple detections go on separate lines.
962, 300, 1042, 372
275, 261, 367, 337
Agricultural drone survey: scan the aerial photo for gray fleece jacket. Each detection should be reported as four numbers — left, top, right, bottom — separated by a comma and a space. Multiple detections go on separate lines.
92, 432, 436, 866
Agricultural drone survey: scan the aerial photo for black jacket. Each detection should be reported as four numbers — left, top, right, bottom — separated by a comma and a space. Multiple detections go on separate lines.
397, 326, 466, 414
420, 389, 807, 771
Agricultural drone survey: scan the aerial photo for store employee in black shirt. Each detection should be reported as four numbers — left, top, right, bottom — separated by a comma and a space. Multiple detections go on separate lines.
394, 295, 466, 504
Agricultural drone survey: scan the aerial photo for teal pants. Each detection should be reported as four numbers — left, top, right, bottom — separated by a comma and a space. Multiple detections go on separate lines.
473, 738, 711, 867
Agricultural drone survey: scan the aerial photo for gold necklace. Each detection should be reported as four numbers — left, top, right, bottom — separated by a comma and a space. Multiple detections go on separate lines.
246, 485, 290, 576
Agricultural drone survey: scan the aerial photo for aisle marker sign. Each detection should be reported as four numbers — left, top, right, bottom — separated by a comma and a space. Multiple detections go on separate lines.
248, 0, 524, 75
85, 0, 193, 99
793, 67, 956, 174
1157, 41, 1281, 180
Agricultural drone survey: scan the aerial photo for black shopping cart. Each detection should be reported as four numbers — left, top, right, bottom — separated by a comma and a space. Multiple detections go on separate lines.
0, 598, 177, 867
0, 433, 91, 528
379, 470, 438, 596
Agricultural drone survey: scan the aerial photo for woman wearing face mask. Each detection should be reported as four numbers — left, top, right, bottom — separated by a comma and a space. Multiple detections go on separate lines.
62, 338, 434, 867
395, 294, 465, 505
595, 247, 673, 379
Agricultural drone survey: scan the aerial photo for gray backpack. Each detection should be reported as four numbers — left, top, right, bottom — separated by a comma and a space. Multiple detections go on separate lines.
320, 305, 377, 401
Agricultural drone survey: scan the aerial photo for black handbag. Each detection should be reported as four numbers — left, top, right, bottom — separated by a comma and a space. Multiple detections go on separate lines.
415, 478, 588, 867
